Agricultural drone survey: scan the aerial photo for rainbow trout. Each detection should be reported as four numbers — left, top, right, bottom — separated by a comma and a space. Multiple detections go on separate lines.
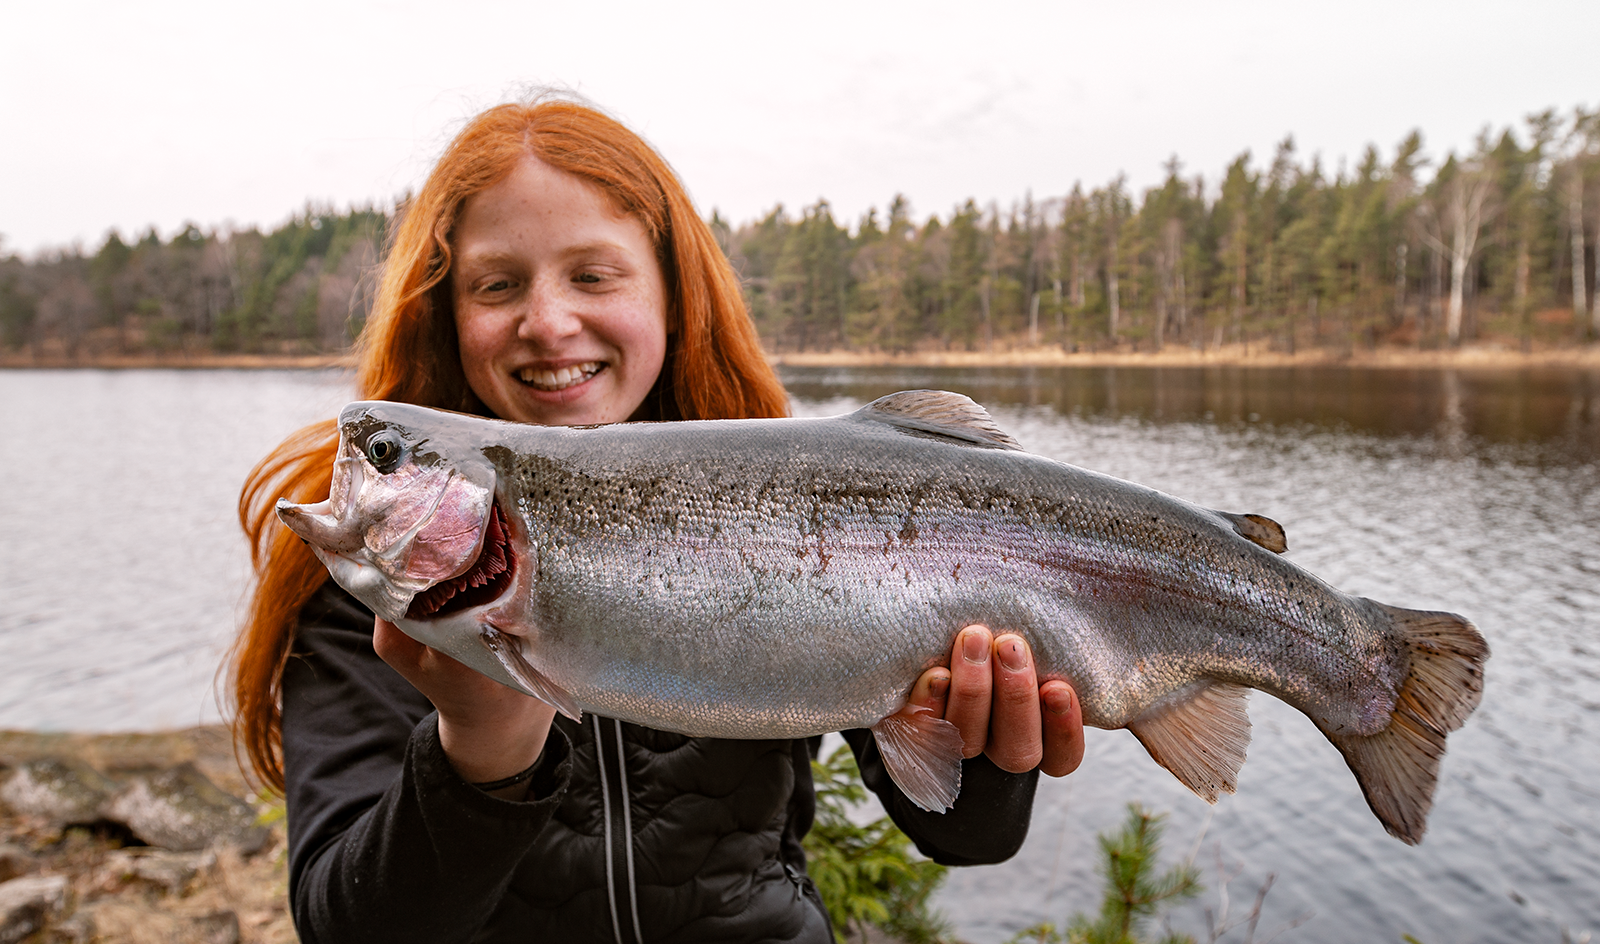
277, 391, 1487, 843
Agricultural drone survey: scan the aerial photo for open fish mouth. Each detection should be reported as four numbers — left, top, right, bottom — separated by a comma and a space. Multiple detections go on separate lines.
405, 502, 515, 620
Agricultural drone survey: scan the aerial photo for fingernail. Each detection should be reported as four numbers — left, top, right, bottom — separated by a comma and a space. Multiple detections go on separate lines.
998, 637, 1029, 671
962, 629, 989, 665
1045, 686, 1073, 715
928, 675, 949, 700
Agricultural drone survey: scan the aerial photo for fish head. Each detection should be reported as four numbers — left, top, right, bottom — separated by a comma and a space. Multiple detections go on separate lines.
276, 402, 506, 626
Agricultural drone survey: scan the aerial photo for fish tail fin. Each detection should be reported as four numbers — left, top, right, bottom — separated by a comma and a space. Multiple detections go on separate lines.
1321, 605, 1488, 845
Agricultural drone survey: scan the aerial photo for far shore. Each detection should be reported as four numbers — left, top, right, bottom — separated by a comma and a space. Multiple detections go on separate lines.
768, 342, 1600, 371
2, 342, 1599, 372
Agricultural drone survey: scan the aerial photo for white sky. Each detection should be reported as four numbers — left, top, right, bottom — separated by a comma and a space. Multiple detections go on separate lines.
3, 0, 1595, 256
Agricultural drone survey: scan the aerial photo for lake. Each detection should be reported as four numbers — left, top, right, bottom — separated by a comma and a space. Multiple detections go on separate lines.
1, 365, 1596, 942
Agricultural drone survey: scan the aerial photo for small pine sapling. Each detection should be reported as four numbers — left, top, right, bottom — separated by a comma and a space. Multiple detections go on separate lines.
1067, 804, 1201, 944
802, 745, 951, 943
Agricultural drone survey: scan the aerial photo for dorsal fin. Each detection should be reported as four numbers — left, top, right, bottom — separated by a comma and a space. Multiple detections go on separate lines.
854, 390, 1023, 451
1220, 512, 1288, 553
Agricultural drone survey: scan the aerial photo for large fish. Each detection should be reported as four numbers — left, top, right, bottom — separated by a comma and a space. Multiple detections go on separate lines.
277, 391, 1487, 843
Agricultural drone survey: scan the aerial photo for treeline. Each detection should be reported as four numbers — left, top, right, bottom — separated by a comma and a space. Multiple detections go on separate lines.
2, 107, 1598, 359
0, 209, 386, 357
724, 106, 1600, 353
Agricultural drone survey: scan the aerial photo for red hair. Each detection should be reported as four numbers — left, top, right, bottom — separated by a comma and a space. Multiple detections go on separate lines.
230, 100, 787, 792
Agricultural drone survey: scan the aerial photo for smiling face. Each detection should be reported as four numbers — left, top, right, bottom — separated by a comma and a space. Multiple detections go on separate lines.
451, 156, 669, 427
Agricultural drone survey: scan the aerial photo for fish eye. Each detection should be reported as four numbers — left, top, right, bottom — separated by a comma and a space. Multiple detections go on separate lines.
365, 431, 405, 473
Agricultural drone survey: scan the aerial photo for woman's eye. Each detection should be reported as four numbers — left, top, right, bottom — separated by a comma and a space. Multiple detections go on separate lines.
573, 272, 602, 284
480, 278, 513, 294
365, 432, 405, 472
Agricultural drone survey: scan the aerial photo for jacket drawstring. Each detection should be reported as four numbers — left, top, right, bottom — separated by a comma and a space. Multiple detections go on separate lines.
595, 715, 644, 944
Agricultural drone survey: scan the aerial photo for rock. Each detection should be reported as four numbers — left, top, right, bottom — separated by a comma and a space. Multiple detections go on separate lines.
101, 763, 267, 854
0, 874, 68, 944
101, 848, 215, 893
0, 758, 117, 824
0, 846, 27, 883
52, 911, 93, 943
193, 910, 241, 944
75, 901, 181, 944
75, 902, 245, 944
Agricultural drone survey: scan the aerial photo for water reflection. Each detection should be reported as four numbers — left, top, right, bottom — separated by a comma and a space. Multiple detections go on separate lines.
780, 366, 1600, 463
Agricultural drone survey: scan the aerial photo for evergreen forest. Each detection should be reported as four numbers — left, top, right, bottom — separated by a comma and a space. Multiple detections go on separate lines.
3, 107, 1598, 360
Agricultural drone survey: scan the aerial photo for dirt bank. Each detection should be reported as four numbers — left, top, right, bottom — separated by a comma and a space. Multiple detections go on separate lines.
0, 727, 295, 944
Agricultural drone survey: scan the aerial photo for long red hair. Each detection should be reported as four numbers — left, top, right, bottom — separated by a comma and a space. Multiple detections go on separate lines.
230, 100, 788, 792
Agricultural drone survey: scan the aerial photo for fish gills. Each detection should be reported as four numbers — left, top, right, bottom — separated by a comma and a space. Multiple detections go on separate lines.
1319, 605, 1487, 844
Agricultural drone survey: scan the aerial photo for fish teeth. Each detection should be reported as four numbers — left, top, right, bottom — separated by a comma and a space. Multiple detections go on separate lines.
517, 362, 602, 391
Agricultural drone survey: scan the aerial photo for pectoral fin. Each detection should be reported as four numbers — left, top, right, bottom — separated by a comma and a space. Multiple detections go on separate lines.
478, 628, 583, 722
870, 706, 966, 812
1128, 681, 1252, 803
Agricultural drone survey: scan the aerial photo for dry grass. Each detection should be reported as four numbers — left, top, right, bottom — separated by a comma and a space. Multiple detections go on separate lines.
767, 340, 1600, 371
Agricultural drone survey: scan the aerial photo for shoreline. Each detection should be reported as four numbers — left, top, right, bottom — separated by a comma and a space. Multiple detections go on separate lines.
0, 352, 356, 370
0, 725, 297, 943
767, 342, 1600, 371
2, 343, 1597, 372
0, 725, 247, 798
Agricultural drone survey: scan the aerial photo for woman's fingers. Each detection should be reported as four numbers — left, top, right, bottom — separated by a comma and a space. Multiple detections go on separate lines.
372, 617, 514, 708
907, 665, 952, 716
1038, 680, 1086, 777
374, 618, 556, 785
985, 633, 1045, 773
944, 626, 995, 758
373, 617, 426, 672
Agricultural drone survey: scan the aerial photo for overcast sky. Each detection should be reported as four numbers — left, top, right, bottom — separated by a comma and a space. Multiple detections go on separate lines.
3, 0, 1595, 256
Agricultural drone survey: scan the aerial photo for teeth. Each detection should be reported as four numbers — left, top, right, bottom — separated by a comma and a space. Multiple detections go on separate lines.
517, 362, 602, 391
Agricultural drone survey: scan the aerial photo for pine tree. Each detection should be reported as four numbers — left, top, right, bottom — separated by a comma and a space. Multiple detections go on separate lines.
802, 746, 950, 944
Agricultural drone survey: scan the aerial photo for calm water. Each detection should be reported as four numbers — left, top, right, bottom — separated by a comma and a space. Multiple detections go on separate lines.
0, 370, 353, 729
1, 365, 1596, 942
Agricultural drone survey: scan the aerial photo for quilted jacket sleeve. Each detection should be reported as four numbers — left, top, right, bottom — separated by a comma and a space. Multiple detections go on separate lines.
841, 728, 1039, 866
281, 584, 572, 944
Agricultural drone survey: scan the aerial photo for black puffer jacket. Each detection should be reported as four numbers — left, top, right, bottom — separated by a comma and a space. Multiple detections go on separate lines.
282, 583, 1039, 943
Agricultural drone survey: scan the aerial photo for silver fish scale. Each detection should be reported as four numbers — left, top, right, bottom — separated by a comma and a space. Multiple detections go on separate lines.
480, 414, 1406, 740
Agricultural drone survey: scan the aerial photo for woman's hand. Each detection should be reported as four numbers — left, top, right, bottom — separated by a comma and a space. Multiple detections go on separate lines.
907, 625, 1085, 777
374, 619, 557, 793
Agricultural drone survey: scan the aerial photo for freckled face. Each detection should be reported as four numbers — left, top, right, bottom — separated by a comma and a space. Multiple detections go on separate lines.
451, 157, 668, 427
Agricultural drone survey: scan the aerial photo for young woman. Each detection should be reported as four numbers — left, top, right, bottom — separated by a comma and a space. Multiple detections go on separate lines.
232, 99, 1085, 943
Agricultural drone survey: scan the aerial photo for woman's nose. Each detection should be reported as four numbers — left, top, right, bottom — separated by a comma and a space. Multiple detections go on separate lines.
514, 280, 583, 344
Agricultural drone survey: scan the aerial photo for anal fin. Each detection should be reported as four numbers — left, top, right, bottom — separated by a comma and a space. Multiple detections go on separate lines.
871, 706, 965, 812
479, 628, 583, 722
1128, 681, 1252, 803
